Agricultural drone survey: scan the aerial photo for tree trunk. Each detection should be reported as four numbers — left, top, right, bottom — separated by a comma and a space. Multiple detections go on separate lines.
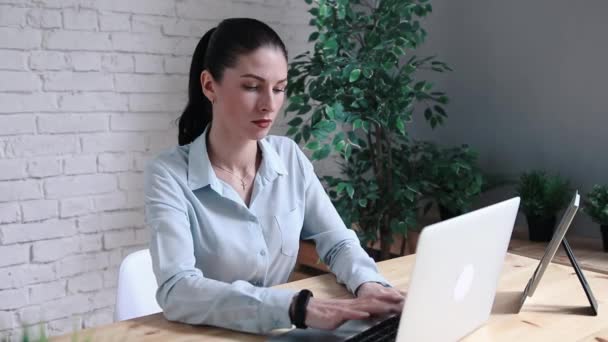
380, 215, 391, 260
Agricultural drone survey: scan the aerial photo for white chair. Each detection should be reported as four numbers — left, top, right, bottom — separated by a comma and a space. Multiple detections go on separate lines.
114, 249, 162, 321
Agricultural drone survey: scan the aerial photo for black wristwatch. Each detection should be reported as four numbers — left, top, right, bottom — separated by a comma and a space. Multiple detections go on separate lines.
289, 289, 313, 329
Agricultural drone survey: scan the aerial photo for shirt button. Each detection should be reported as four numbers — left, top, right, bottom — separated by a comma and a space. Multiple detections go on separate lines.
260, 250, 266, 256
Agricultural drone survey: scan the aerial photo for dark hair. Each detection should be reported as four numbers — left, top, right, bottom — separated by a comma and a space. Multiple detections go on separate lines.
177, 18, 288, 146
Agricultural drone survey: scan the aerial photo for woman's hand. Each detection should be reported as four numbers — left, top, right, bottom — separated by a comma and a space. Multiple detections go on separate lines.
303, 297, 370, 330
356, 282, 406, 315
303, 284, 405, 330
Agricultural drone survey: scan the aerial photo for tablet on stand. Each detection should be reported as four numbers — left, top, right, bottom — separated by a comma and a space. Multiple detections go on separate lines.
517, 191, 598, 316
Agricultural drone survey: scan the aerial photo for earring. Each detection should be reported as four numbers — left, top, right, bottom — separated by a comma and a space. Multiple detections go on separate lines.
212, 98, 216, 105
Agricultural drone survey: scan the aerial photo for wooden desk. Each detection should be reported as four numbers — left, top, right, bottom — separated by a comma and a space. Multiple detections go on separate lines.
51, 253, 608, 341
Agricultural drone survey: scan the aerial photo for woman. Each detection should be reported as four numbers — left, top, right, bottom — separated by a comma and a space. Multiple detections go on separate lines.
144, 18, 404, 334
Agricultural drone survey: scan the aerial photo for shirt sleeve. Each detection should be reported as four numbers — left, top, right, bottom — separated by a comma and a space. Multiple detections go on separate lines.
144, 160, 297, 333
294, 145, 391, 294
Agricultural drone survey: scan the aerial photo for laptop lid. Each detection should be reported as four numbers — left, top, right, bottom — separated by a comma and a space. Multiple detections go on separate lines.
269, 197, 520, 342
396, 197, 520, 342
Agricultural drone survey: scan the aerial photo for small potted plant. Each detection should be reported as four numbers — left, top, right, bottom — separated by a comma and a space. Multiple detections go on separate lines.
583, 185, 608, 252
413, 142, 484, 220
400, 142, 482, 254
516, 171, 571, 242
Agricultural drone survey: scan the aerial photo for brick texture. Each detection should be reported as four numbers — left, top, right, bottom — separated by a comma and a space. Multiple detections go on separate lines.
0, 0, 311, 338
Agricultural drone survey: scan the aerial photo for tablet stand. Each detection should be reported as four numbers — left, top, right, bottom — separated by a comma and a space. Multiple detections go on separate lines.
560, 238, 599, 316
518, 237, 599, 316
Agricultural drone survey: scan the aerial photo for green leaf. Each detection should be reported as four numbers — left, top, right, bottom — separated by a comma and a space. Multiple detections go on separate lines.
305, 141, 320, 151
325, 105, 335, 119
349, 68, 361, 83
344, 143, 352, 160
285, 101, 302, 112
319, 4, 329, 17
287, 117, 303, 126
332, 131, 345, 145
337, 6, 346, 19
382, 60, 394, 71
290, 94, 305, 104
424, 108, 432, 120
308, 31, 319, 42
312, 144, 331, 160
286, 126, 298, 136
302, 125, 311, 142
297, 104, 312, 115
336, 182, 347, 195
323, 38, 338, 51
414, 81, 425, 91
335, 140, 346, 152
333, 102, 345, 120
305, 0, 312, 3
434, 105, 447, 117
358, 198, 368, 207
314, 119, 337, 132
396, 117, 405, 135
346, 183, 355, 199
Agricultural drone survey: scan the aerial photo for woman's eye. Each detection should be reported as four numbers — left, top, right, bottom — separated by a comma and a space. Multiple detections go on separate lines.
273, 88, 286, 93
243, 85, 259, 91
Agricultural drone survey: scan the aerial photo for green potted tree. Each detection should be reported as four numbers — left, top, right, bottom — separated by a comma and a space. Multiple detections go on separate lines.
583, 185, 608, 252
285, 0, 451, 260
516, 171, 571, 242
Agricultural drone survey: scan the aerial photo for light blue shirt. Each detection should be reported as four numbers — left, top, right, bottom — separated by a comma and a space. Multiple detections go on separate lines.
144, 127, 389, 333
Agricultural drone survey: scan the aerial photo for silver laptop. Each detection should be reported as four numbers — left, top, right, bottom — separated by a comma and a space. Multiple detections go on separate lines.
269, 197, 520, 342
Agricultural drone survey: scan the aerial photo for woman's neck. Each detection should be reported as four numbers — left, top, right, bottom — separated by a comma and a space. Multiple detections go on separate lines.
206, 122, 258, 173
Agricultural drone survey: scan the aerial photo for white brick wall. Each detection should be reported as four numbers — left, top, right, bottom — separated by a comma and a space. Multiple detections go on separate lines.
0, 0, 312, 339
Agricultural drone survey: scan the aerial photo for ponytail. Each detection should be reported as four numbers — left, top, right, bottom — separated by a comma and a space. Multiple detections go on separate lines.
177, 28, 216, 146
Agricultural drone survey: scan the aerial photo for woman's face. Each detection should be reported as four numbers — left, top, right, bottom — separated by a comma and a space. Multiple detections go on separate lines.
204, 46, 288, 141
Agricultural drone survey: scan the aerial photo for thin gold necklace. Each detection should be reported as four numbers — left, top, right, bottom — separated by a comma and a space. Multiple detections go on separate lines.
211, 163, 251, 190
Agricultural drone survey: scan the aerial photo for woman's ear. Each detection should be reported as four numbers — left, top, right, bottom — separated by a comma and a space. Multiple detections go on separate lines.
200, 70, 216, 103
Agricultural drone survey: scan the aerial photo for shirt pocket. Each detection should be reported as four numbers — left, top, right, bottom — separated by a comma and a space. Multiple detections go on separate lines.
273, 206, 303, 257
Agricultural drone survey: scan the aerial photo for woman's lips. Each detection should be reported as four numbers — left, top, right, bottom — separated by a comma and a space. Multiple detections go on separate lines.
252, 119, 272, 128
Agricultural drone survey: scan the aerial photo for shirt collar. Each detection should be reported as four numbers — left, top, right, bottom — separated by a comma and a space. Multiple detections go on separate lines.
187, 125, 220, 191
257, 138, 288, 181
187, 125, 288, 191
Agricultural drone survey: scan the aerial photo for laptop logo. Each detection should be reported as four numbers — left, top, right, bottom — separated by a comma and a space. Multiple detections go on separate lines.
454, 264, 475, 301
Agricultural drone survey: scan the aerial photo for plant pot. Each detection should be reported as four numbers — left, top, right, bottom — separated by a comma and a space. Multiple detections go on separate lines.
526, 215, 557, 242
439, 205, 460, 221
601, 225, 608, 252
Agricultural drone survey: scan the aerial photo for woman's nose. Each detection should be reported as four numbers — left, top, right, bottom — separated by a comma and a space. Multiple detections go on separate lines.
258, 90, 276, 113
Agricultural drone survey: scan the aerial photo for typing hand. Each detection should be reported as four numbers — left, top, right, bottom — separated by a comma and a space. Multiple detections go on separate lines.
303, 297, 370, 330
355, 282, 406, 316
304, 290, 404, 330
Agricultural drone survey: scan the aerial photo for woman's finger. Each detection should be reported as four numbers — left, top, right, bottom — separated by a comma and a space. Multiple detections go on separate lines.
373, 288, 405, 302
355, 297, 404, 314
336, 307, 371, 320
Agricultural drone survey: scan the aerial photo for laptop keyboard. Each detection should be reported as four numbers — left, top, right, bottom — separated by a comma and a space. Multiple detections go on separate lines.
345, 315, 401, 342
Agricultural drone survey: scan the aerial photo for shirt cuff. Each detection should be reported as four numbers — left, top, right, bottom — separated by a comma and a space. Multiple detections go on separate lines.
347, 271, 392, 295
258, 287, 299, 332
